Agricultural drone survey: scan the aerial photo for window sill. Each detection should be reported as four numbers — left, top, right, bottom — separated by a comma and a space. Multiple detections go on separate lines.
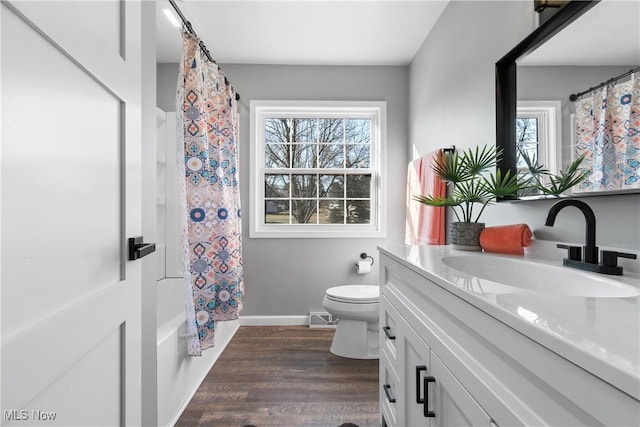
249, 224, 386, 239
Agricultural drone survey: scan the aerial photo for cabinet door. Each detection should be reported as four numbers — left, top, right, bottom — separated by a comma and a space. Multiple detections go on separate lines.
381, 352, 400, 427
381, 295, 400, 363
429, 352, 494, 427
403, 323, 432, 426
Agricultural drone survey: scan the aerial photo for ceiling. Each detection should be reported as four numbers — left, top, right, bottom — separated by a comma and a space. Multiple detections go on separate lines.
519, 0, 640, 66
155, 0, 449, 65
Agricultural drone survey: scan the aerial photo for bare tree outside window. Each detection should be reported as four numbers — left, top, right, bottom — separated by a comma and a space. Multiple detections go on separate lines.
516, 117, 541, 197
516, 117, 539, 170
264, 117, 372, 224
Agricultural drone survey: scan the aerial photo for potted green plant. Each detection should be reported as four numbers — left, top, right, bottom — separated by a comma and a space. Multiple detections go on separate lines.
413, 145, 521, 250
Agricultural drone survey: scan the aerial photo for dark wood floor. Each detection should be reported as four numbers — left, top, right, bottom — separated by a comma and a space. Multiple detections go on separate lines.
176, 326, 380, 427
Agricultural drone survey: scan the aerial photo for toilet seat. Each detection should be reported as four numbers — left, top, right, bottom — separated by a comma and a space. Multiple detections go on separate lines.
325, 285, 380, 304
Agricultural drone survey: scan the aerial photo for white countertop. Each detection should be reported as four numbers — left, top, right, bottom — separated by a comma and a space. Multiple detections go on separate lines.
378, 242, 640, 401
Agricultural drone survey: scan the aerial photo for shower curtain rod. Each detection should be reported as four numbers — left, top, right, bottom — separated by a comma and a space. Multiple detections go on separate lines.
169, 0, 240, 101
569, 66, 639, 101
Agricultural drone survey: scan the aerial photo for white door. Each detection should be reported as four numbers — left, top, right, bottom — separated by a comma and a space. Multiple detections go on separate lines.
1, 1, 143, 426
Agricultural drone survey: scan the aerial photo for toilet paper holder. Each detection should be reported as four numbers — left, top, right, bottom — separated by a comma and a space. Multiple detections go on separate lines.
355, 252, 375, 267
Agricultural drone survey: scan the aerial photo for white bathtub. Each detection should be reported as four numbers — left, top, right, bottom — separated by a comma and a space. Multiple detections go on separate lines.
156, 278, 239, 426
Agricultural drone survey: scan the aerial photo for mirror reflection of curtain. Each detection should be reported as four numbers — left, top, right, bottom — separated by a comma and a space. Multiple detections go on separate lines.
574, 73, 640, 193
176, 31, 244, 356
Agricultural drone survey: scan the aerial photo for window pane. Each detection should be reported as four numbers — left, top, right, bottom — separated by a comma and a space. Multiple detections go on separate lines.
317, 118, 344, 142
320, 200, 344, 224
347, 200, 370, 224
318, 144, 344, 168
265, 174, 290, 198
265, 200, 290, 224
346, 174, 371, 198
516, 142, 539, 170
516, 118, 538, 143
346, 144, 370, 168
265, 144, 290, 168
320, 174, 344, 198
266, 118, 291, 142
291, 199, 317, 224
345, 119, 371, 143
291, 144, 317, 168
291, 118, 316, 142
291, 174, 317, 197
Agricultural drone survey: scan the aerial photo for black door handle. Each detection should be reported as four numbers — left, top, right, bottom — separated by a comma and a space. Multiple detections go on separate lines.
128, 236, 156, 260
423, 375, 436, 418
416, 365, 427, 404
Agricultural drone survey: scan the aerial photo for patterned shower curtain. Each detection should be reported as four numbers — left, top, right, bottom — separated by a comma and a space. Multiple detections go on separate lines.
176, 31, 244, 356
574, 72, 640, 193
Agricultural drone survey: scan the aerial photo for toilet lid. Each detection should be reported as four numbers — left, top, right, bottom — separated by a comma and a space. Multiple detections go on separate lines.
325, 285, 380, 303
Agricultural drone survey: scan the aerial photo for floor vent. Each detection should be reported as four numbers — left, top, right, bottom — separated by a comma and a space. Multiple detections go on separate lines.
308, 312, 338, 329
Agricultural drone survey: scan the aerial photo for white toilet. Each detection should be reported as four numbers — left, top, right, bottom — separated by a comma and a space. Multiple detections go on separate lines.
322, 285, 380, 359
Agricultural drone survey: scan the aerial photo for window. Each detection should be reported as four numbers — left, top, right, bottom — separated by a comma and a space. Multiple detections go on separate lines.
250, 101, 386, 238
516, 101, 561, 173
516, 101, 561, 193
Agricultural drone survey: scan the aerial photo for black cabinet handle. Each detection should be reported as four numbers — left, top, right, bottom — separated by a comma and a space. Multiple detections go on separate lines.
416, 365, 427, 404
128, 236, 156, 260
383, 384, 396, 403
423, 376, 436, 418
383, 326, 395, 340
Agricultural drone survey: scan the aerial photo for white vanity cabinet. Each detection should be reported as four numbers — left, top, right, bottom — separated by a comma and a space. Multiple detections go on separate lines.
381, 292, 493, 427
378, 247, 640, 427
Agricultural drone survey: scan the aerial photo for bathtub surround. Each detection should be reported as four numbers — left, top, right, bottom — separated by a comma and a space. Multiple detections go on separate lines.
156, 278, 240, 426
156, 293, 239, 426
176, 33, 244, 355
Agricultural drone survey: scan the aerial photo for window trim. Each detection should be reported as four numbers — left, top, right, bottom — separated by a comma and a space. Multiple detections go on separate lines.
516, 100, 561, 175
249, 100, 387, 238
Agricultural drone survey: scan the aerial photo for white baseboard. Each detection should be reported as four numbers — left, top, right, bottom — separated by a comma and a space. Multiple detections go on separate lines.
239, 315, 308, 326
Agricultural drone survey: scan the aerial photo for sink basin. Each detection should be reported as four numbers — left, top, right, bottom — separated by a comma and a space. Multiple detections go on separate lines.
442, 255, 640, 298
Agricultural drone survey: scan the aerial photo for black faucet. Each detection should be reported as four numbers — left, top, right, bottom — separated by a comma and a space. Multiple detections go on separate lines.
545, 199, 636, 275
545, 199, 598, 264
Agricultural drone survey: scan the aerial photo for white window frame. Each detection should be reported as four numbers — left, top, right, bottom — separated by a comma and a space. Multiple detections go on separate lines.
517, 100, 562, 175
250, 100, 386, 238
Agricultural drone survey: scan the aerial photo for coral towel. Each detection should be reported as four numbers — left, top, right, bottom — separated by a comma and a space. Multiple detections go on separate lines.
479, 224, 532, 255
405, 150, 446, 245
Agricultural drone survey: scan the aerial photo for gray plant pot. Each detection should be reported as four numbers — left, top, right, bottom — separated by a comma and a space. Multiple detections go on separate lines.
449, 222, 485, 251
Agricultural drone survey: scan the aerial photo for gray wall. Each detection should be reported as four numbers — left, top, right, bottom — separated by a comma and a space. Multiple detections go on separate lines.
409, 0, 640, 250
157, 63, 408, 316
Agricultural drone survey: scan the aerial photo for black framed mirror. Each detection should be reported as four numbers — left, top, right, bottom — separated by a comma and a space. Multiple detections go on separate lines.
495, 0, 640, 201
